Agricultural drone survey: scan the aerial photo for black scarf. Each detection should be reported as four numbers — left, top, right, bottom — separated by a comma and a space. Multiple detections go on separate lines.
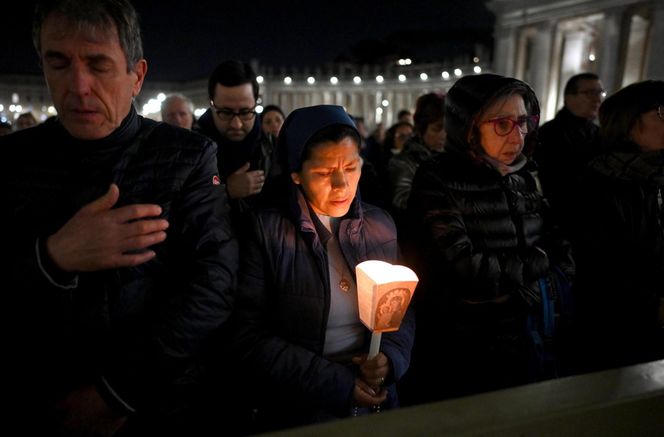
590, 149, 664, 186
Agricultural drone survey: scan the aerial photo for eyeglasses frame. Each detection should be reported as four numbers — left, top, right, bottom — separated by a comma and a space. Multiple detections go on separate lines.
575, 89, 607, 98
210, 101, 257, 122
483, 114, 540, 137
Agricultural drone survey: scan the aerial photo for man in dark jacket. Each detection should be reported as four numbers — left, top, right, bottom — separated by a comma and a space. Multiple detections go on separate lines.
534, 73, 605, 240
197, 60, 281, 217
3, 1, 237, 435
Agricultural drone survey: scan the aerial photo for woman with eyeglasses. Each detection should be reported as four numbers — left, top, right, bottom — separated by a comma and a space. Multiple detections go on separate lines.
403, 74, 574, 404
573, 80, 664, 373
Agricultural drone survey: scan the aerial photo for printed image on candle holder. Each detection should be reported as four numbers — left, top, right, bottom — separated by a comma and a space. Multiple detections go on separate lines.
374, 288, 410, 331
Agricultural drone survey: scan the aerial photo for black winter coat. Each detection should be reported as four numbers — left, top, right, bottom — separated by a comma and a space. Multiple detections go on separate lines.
197, 108, 285, 222
406, 147, 573, 399
410, 149, 571, 308
574, 149, 664, 369
534, 107, 600, 240
197, 108, 278, 184
387, 138, 437, 212
4, 113, 237, 422
231, 187, 415, 429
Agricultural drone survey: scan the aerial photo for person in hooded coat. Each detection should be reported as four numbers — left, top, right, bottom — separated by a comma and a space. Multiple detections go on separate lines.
229, 105, 415, 432
573, 80, 664, 373
405, 74, 574, 404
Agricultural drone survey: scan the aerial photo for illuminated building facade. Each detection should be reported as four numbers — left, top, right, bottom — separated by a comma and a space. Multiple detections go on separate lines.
488, 0, 664, 120
2, 0, 662, 127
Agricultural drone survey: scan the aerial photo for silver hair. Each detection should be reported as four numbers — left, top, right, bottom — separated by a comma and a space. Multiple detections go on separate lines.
33, 0, 143, 72
161, 94, 195, 117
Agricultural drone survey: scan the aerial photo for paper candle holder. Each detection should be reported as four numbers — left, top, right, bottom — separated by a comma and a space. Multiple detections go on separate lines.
355, 260, 418, 333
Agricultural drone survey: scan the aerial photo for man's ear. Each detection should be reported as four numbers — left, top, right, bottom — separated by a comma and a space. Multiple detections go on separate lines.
131, 59, 148, 97
290, 172, 301, 185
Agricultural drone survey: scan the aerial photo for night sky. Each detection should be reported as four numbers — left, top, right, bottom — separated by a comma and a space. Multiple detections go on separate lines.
0, 0, 495, 82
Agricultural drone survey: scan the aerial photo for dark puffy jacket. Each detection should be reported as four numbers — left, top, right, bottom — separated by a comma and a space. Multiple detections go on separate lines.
410, 149, 569, 307
405, 74, 574, 401
197, 108, 277, 183
409, 74, 573, 313
386, 138, 439, 264
231, 186, 415, 429
197, 108, 282, 214
387, 137, 437, 211
407, 146, 573, 400
4, 114, 237, 420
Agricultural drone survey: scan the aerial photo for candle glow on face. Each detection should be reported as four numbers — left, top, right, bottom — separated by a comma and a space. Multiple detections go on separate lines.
291, 137, 361, 218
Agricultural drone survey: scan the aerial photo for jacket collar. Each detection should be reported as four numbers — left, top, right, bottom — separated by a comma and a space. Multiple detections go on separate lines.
557, 106, 597, 127
56, 105, 142, 156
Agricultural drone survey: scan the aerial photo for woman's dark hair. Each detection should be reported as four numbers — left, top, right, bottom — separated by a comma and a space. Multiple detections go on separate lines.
397, 109, 412, 120
294, 124, 361, 172
260, 104, 285, 121
599, 80, 664, 152
384, 121, 414, 151
413, 93, 445, 137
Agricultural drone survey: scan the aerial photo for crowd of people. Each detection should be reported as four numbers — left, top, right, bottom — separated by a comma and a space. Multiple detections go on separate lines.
3, 0, 663, 436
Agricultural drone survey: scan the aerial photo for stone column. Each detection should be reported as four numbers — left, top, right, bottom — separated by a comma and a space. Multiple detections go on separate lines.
493, 26, 518, 77
598, 6, 626, 92
529, 21, 555, 119
647, 0, 664, 80
360, 92, 368, 124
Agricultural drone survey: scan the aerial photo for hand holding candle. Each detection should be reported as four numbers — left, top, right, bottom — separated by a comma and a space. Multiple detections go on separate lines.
352, 377, 388, 408
351, 353, 390, 410
355, 261, 418, 412
352, 351, 390, 390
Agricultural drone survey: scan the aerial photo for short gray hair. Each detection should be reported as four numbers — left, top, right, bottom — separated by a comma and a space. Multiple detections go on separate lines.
161, 94, 195, 117
33, 0, 144, 72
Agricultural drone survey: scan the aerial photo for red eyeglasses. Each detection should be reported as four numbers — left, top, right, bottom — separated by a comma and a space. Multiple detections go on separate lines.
483, 115, 539, 136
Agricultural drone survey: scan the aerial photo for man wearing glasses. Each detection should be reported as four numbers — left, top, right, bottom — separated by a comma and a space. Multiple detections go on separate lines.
534, 72, 606, 241
197, 60, 278, 213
